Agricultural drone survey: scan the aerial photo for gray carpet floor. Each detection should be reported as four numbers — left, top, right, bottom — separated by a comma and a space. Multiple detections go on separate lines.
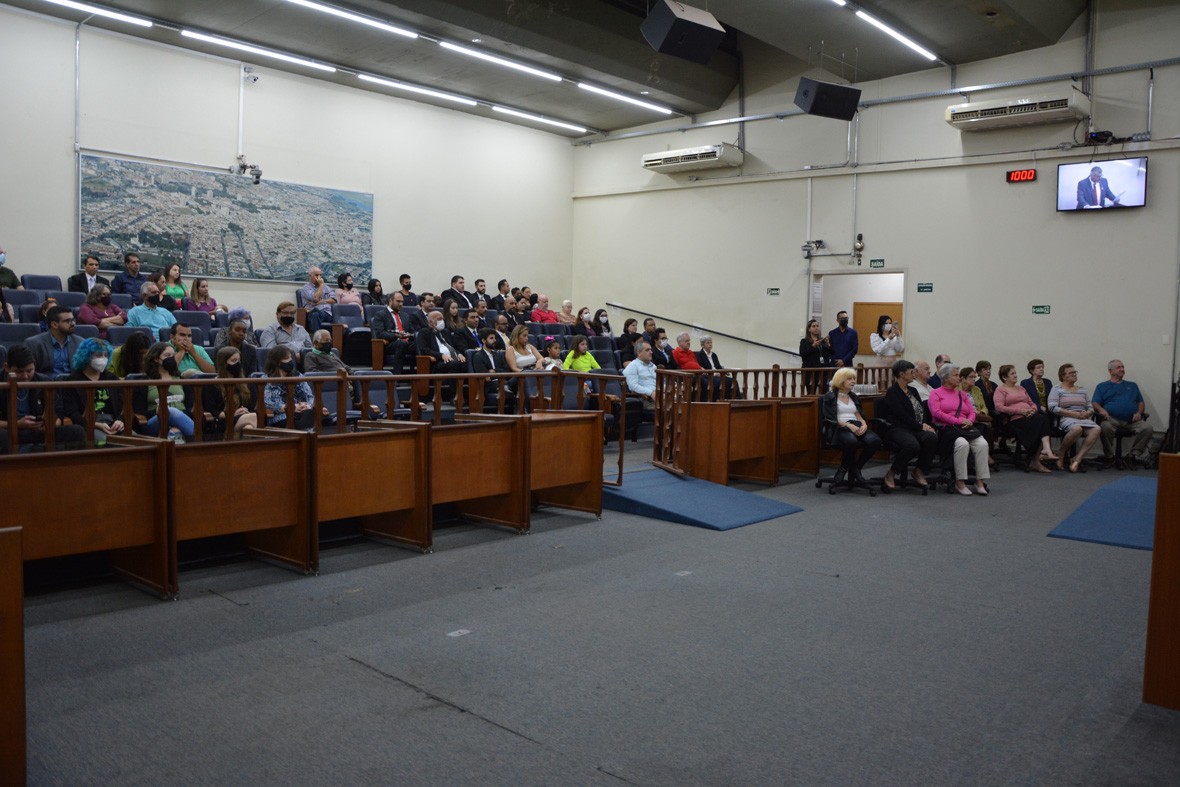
23, 444, 1180, 785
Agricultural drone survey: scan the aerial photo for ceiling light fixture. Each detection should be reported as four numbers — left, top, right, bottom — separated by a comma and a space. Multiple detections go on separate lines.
854, 10, 938, 61
577, 83, 672, 115
181, 30, 337, 72
439, 41, 562, 82
280, 0, 417, 38
492, 106, 586, 134
828, 0, 846, 6
41, 0, 152, 27
358, 74, 477, 106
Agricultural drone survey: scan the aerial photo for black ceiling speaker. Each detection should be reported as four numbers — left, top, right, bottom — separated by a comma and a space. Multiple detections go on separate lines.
794, 77, 863, 121
640, 0, 726, 65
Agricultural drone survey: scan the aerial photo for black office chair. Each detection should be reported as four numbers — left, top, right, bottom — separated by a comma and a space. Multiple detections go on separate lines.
815, 408, 877, 496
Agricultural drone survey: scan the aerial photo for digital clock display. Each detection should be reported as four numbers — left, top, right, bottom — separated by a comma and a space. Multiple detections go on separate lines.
1006, 168, 1038, 183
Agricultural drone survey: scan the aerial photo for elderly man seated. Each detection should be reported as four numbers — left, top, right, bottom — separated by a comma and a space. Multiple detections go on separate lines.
1092, 359, 1153, 467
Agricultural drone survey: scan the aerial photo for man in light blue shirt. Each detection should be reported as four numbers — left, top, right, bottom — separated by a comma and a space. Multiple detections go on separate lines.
126, 281, 177, 333
623, 341, 657, 406
169, 323, 215, 376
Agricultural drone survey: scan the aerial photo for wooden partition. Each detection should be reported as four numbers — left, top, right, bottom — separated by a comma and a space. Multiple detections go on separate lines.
317, 421, 432, 552
683, 400, 780, 486
529, 411, 604, 515
0, 527, 24, 783
169, 429, 315, 589
1144, 452, 1180, 710
431, 415, 530, 532
0, 437, 172, 596
777, 397, 820, 476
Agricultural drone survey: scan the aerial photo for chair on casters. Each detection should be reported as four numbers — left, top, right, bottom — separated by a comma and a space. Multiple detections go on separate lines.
1098, 412, 1150, 470
815, 392, 879, 496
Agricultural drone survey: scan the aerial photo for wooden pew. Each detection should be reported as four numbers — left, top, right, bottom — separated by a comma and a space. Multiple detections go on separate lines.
529, 411, 604, 516
776, 397, 820, 476
431, 415, 529, 533
1144, 452, 1180, 710
0, 437, 172, 597
316, 421, 432, 552
682, 400, 780, 486
0, 527, 25, 784
170, 429, 316, 590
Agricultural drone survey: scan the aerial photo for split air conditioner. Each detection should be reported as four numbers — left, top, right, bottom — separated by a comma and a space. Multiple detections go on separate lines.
641, 143, 743, 173
945, 90, 1090, 131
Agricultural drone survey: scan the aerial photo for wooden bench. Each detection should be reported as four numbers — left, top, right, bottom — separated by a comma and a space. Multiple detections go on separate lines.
1145, 452, 1180, 710
682, 400, 780, 486
776, 397, 820, 476
431, 415, 529, 533
0, 527, 25, 784
529, 411, 604, 516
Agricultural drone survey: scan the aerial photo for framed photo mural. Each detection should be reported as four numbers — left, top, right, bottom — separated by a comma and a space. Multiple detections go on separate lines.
79, 154, 373, 282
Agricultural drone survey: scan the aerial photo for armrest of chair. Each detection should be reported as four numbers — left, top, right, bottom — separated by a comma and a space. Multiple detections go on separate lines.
371, 338, 386, 371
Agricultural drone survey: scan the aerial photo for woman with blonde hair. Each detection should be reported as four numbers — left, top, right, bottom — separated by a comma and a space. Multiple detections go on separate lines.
820, 366, 882, 483
506, 324, 543, 373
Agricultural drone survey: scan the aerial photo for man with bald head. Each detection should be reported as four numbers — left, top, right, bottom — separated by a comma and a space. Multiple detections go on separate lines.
299, 266, 336, 334
415, 309, 466, 401
531, 294, 559, 324
1092, 359, 1152, 467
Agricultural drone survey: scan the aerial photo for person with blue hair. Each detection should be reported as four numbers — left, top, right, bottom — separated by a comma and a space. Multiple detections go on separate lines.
61, 337, 124, 444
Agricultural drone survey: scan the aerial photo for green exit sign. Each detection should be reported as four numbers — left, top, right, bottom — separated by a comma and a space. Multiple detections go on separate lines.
869, 258, 885, 269
1032, 305, 1051, 315
917, 282, 933, 293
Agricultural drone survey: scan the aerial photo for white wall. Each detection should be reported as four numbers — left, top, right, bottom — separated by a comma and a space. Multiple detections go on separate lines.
572, 0, 1180, 418
0, 6, 574, 322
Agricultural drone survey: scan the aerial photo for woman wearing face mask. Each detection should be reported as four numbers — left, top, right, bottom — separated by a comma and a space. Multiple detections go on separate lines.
203, 346, 258, 435
591, 309, 612, 338
263, 346, 330, 429
572, 306, 597, 337
213, 316, 258, 375
134, 342, 196, 440
870, 314, 904, 358
63, 338, 124, 444
78, 284, 126, 339
335, 272, 363, 306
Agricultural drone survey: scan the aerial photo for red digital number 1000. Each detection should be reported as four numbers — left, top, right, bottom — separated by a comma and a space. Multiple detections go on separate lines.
1006, 168, 1038, 183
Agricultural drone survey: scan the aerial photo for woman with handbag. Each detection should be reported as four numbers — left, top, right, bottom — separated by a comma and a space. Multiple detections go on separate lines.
928, 364, 991, 496
820, 367, 882, 484
992, 364, 1056, 471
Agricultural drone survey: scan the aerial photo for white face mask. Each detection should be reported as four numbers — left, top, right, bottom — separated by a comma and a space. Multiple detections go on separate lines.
433, 319, 445, 331
883, 322, 892, 332
90, 356, 109, 373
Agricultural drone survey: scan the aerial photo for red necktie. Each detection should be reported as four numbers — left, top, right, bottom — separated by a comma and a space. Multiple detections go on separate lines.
393, 311, 402, 331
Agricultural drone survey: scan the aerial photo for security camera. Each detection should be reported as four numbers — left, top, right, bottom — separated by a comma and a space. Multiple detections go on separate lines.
244, 73, 261, 85
249, 166, 262, 185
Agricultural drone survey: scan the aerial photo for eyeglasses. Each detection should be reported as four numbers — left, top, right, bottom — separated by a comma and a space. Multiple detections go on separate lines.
57, 317, 76, 324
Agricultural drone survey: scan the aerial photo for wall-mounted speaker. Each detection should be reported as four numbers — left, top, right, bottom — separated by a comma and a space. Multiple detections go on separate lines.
640, 0, 726, 65
794, 77, 862, 121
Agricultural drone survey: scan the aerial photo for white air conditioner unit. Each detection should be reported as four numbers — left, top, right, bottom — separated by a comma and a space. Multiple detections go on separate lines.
641, 143, 744, 173
945, 90, 1090, 131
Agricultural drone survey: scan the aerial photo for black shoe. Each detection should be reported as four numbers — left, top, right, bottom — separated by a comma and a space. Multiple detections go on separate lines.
853, 469, 867, 484
833, 467, 847, 484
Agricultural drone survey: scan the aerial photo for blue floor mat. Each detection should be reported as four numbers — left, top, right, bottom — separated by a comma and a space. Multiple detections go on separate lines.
603, 467, 802, 531
1048, 475, 1156, 550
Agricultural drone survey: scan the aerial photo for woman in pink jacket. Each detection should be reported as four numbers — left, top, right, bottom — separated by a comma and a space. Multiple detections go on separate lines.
928, 363, 991, 496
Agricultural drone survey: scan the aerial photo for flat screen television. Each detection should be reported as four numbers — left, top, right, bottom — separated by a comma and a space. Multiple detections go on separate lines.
1057, 157, 1148, 211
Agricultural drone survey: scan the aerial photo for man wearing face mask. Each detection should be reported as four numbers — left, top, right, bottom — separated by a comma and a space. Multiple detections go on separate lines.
649, 328, 679, 370
415, 309, 466, 400
126, 281, 177, 332
827, 310, 858, 368
398, 273, 419, 307
260, 301, 313, 356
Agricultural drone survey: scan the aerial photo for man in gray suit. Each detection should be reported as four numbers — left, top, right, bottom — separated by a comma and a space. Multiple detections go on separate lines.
26, 304, 82, 377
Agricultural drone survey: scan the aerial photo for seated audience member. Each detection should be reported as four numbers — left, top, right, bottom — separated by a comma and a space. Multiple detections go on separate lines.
876, 360, 936, 490
470, 278, 491, 306
299, 266, 336, 335
1091, 359, 1153, 467
500, 295, 519, 324
213, 307, 257, 349
397, 273, 418, 307
473, 300, 490, 328
406, 292, 435, 333
1021, 358, 1051, 413
506, 325, 543, 373
930, 354, 953, 390
27, 304, 82, 377
334, 272, 363, 306
671, 332, 699, 369
161, 263, 186, 303
260, 301, 312, 355
370, 291, 413, 372
440, 298, 465, 344
68, 254, 110, 293
509, 297, 532, 327
489, 279, 510, 312
493, 314, 512, 351
539, 338, 563, 371
304, 329, 352, 374
557, 299, 578, 326
592, 309, 612, 338
695, 336, 723, 370
35, 298, 57, 332
182, 277, 228, 323
870, 314, 904, 358
213, 315, 259, 375
619, 318, 639, 344
640, 317, 657, 344
0, 287, 12, 323
471, 328, 516, 410
928, 364, 991, 495
0, 248, 21, 289
827, 310, 858, 368
820, 367, 882, 484
974, 360, 997, 418
520, 285, 537, 306
909, 361, 934, 401
453, 309, 483, 354
62, 338, 124, 443
110, 330, 151, 378
623, 340, 657, 405
263, 346, 327, 430
1049, 363, 1101, 473
649, 328, 678, 369
110, 252, 146, 297
78, 284, 126, 339
993, 363, 1056, 470
415, 310, 467, 399
169, 322, 215, 376
563, 335, 601, 372
619, 331, 646, 368
531, 294, 559, 324
134, 342, 197, 441
572, 307, 597, 337
440, 275, 476, 309
362, 278, 387, 307
0, 344, 86, 452
145, 272, 180, 311
126, 281, 177, 332
960, 366, 996, 469
202, 346, 257, 435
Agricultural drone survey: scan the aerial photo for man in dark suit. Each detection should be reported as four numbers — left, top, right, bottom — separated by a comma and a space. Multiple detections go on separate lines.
649, 328, 679, 370
440, 275, 476, 309
695, 335, 723, 370
67, 255, 110, 294
1076, 166, 1120, 209
452, 309, 483, 354
415, 309, 466, 400
488, 279, 510, 312
471, 328, 515, 411
0, 344, 86, 452
405, 292, 434, 334
26, 305, 82, 377
369, 291, 413, 372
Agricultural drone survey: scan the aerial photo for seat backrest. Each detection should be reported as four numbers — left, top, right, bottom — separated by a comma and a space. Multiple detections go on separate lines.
465, 348, 481, 372
354, 370, 395, 416
363, 305, 386, 325
47, 291, 85, 309
22, 275, 62, 290
17, 304, 41, 324
107, 325, 155, 346
110, 293, 134, 312
74, 324, 100, 340
3, 289, 44, 307
332, 304, 364, 328
526, 322, 547, 335
591, 349, 617, 370
294, 289, 306, 308
173, 310, 214, 332
0, 344, 6, 367
0, 323, 39, 347
589, 336, 614, 352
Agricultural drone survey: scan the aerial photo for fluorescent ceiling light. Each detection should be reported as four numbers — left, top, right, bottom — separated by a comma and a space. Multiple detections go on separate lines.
280, 0, 417, 39
855, 10, 937, 61
577, 83, 672, 115
439, 41, 562, 82
492, 106, 586, 134
41, 0, 152, 27
828, 0, 846, 5
181, 30, 337, 72
358, 74, 477, 106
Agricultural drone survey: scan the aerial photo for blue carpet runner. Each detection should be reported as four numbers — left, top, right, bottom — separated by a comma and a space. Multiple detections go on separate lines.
603, 467, 802, 531
1048, 475, 1156, 550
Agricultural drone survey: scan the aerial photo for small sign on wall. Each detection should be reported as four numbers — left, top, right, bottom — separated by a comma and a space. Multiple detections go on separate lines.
1032, 305, 1051, 315
869, 258, 885, 268
917, 282, 933, 293
767, 287, 780, 296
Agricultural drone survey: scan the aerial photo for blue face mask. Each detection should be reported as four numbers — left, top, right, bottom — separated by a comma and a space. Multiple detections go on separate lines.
0, 252, 6, 265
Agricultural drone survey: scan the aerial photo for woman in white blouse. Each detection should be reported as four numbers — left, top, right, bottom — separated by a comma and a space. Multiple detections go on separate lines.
870, 314, 905, 358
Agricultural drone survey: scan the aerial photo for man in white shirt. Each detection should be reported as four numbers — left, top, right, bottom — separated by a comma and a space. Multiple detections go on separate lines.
623, 341, 657, 407
909, 361, 934, 401
68, 255, 110, 294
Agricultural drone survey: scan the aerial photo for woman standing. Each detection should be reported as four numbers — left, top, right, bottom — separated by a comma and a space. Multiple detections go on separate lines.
799, 319, 831, 394
1049, 363, 1101, 472
869, 314, 904, 358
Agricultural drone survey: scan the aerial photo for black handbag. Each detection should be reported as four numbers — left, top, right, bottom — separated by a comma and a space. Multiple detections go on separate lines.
946, 395, 982, 442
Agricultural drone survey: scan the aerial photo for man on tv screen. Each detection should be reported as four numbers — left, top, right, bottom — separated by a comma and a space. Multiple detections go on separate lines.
1076, 166, 1120, 209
